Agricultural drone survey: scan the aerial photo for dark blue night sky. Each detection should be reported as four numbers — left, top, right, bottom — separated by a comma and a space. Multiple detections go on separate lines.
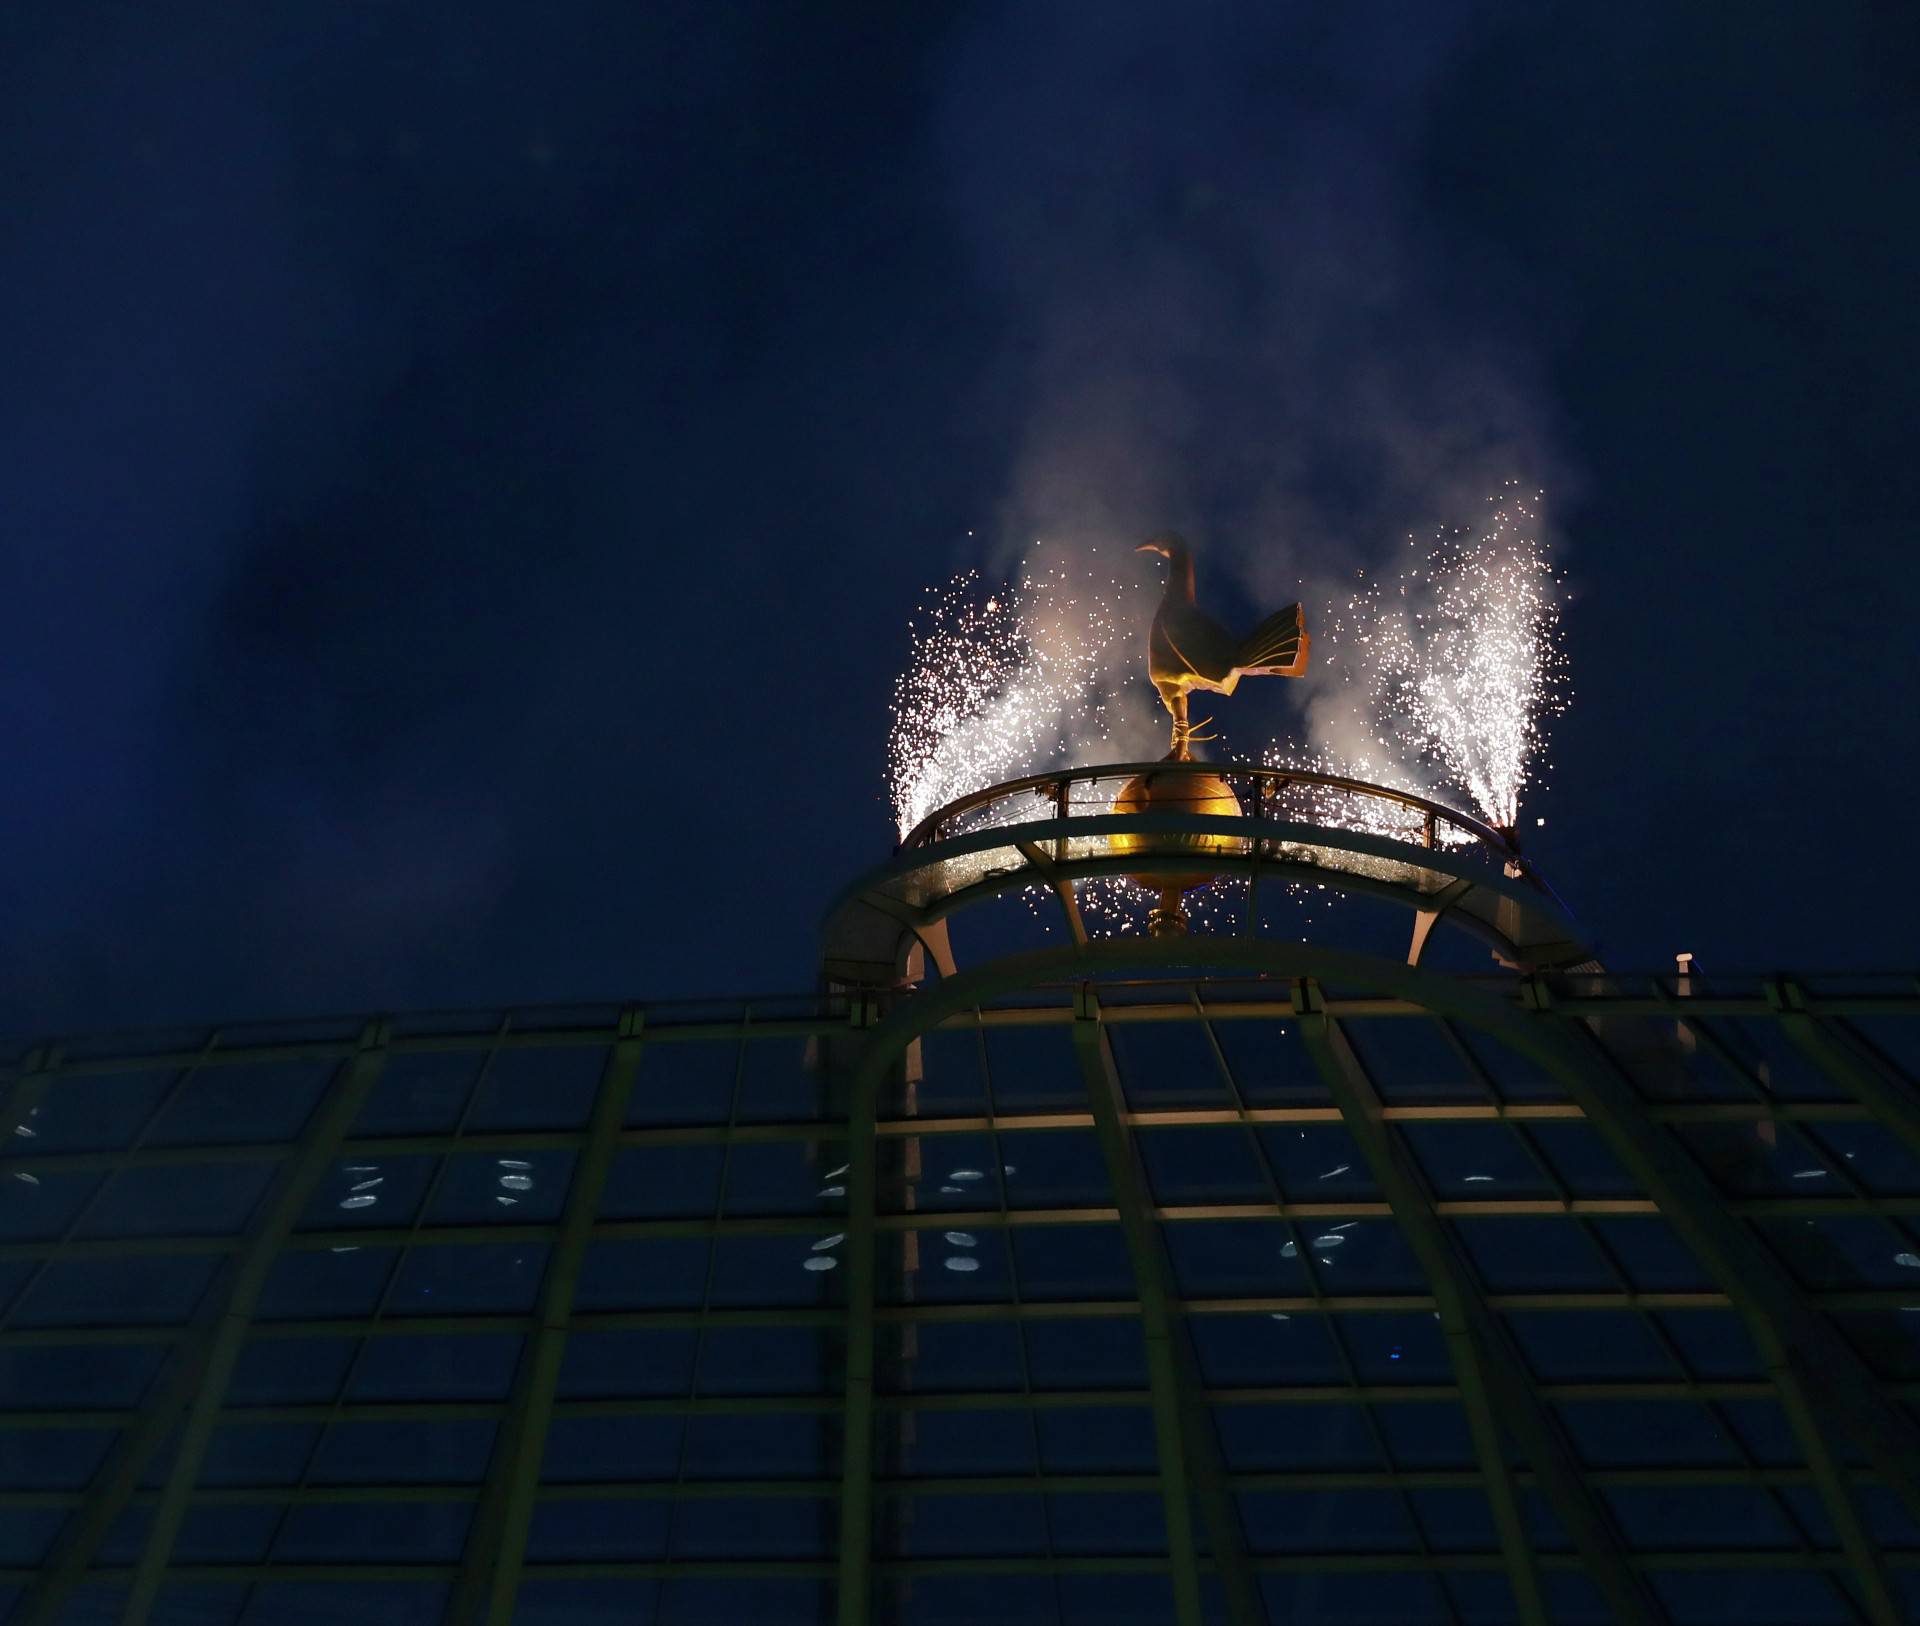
3, 2, 1917, 1037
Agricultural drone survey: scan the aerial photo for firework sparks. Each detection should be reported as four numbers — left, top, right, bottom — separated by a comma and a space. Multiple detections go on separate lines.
1280, 484, 1567, 835
887, 554, 1136, 840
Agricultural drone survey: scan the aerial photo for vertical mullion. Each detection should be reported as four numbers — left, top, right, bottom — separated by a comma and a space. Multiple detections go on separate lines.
116, 1020, 392, 1626
1197, 994, 1460, 1626
1298, 992, 1653, 1626
835, 1007, 880, 1626
1068, 991, 1205, 1626
446, 1008, 647, 1626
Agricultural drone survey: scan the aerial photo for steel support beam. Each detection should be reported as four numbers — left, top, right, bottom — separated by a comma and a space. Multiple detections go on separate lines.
1070, 988, 1262, 1626
1294, 989, 1654, 1626
14, 1022, 391, 1626
835, 1012, 881, 1626
444, 1009, 646, 1626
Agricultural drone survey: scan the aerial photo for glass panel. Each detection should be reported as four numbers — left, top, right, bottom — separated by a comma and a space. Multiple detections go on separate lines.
888, 1132, 1001, 1215
679, 1411, 831, 1480
1552, 1402, 1739, 1467
296, 1153, 437, 1231
655, 1582, 832, 1624
0, 1427, 115, 1489
145, 1061, 334, 1147
1648, 1571, 1850, 1625
351, 1049, 484, 1135
1525, 1120, 1641, 1197
734, 1038, 827, 1123
1257, 1124, 1379, 1201
877, 1318, 1026, 1394
1106, 1021, 1231, 1109
274, 1499, 474, 1561
707, 1232, 845, 1307
991, 1128, 1110, 1207
1373, 1402, 1475, 1470
1239, 1488, 1421, 1551
1209, 1019, 1327, 1106
1024, 1317, 1148, 1391
1163, 1219, 1308, 1297
556, 1328, 699, 1398
1603, 1485, 1798, 1550
1342, 1019, 1483, 1105
1655, 1309, 1766, 1380
725, 1139, 849, 1217
306, 1419, 499, 1485
1136, 1126, 1271, 1204
1675, 1121, 1837, 1196
514, 1581, 661, 1625
597, 1143, 725, 1219
1048, 1490, 1166, 1553
225, 1337, 356, 1405
423, 1149, 575, 1224
1342, 1309, 1452, 1382
10, 1072, 174, 1157
1187, 1313, 1347, 1387
877, 1491, 1045, 1557
1805, 1120, 1920, 1196
1009, 1226, 1134, 1301
877, 1226, 1013, 1305
1506, 1311, 1677, 1381
1214, 1403, 1383, 1470
523, 1497, 670, 1560
1259, 1573, 1451, 1624
885, 1028, 989, 1118
1035, 1406, 1157, 1472
9, 1254, 221, 1327
0, 1168, 104, 1240
465, 1044, 608, 1131
0, 1343, 166, 1408
1300, 1218, 1428, 1294
573, 1238, 710, 1311
877, 1407, 1033, 1476
1757, 1214, 1920, 1289
172, 1504, 281, 1564
674, 1495, 835, 1558
695, 1325, 842, 1396
1398, 1123, 1554, 1198
200, 1423, 322, 1487
255, 1247, 398, 1320
240, 1583, 449, 1625
625, 1039, 737, 1127
540, 1414, 684, 1483
1407, 1487, 1500, 1552
347, 1332, 524, 1400
1589, 1216, 1714, 1292
984, 1027, 1082, 1113
1452, 1217, 1618, 1292
384, 1241, 550, 1314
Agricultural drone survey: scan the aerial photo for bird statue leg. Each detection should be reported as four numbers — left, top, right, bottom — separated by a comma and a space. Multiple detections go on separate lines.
1165, 690, 1190, 760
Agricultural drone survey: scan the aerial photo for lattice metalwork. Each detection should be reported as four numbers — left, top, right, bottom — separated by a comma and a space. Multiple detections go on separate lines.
4, 968, 1920, 1626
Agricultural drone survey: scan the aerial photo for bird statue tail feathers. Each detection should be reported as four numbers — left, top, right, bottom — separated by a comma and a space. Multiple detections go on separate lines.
1235, 603, 1310, 678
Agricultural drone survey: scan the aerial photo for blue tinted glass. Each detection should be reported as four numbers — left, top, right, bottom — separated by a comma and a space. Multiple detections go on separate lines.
557, 1329, 698, 1398
1258, 1124, 1378, 1200
1240, 1488, 1420, 1552
1452, 1217, 1617, 1292
1655, 1309, 1765, 1379
1805, 1120, 1920, 1195
0, 1427, 114, 1489
0, 1342, 164, 1408
348, 1332, 523, 1400
424, 1148, 574, 1224
465, 1044, 607, 1131
225, 1336, 355, 1404
597, 1143, 724, 1219
1344, 1020, 1482, 1105
1107, 1021, 1230, 1108
679, 1410, 831, 1479
1024, 1317, 1149, 1391
879, 1405, 1031, 1476
173, 1503, 281, 1564
1525, 1120, 1642, 1197
724, 1139, 848, 1217
240, 1583, 448, 1625
1760, 1214, 1920, 1289
513, 1580, 661, 1624
200, 1423, 321, 1487
1060, 1574, 1175, 1626
540, 1414, 684, 1483
573, 1238, 709, 1310
655, 1581, 831, 1625
994, 1128, 1110, 1207
1302, 1218, 1427, 1294
76, 1162, 274, 1239
1049, 1490, 1166, 1553
1677, 1121, 1835, 1196
10, 1072, 174, 1156
696, 1325, 840, 1396
877, 1318, 1025, 1394
1506, 1312, 1676, 1382
149, 1584, 245, 1625
255, 1247, 397, 1320
352, 1049, 484, 1135
1408, 1487, 1499, 1552
625, 1041, 737, 1127
297, 1153, 437, 1231
889, 1028, 989, 1118
1553, 1402, 1738, 1467
984, 1027, 1081, 1113
891, 1132, 1001, 1215
1605, 1485, 1797, 1550
1373, 1402, 1475, 1470
523, 1497, 669, 1561
1399, 1123, 1553, 1197
276, 1499, 473, 1562
1344, 1310, 1451, 1382
386, 1241, 549, 1314
307, 1419, 498, 1485
1649, 1570, 1849, 1625
879, 1227, 1011, 1305
146, 1061, 334, 1147
1589, 1217, 1713, 1291
1214, 1403, 1384, 1471
883, 1575, 1058, 1625
1010, 1226, 1134, 1301
674, 1495, 834, 1558
1210, 1019, 1326, 1106
10, 1254, 220, 1327
1163, 1219, 1307, 1297
734, 1038, 826, 1123
707, 1233, 843, 1308
0, 1168, 103, 1240
1187, 1313, 1346, 1387
1034, 1406, 1157, 1472
1136, 1126, 1271, 1203
877, 1491, 1043, 1557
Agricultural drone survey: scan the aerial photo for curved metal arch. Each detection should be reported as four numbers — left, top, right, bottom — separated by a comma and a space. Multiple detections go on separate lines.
823, 811, 1589, 988
833, 939, 1920, 1626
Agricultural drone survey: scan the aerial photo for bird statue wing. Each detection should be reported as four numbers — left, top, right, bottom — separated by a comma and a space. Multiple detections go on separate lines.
1234, 603, 1310, 678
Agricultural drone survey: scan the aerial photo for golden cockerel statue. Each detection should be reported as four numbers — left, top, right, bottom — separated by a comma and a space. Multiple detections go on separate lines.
1136, 533, 1310, 757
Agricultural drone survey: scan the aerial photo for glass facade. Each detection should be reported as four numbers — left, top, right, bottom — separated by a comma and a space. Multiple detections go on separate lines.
4, 972, 1920, 1625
